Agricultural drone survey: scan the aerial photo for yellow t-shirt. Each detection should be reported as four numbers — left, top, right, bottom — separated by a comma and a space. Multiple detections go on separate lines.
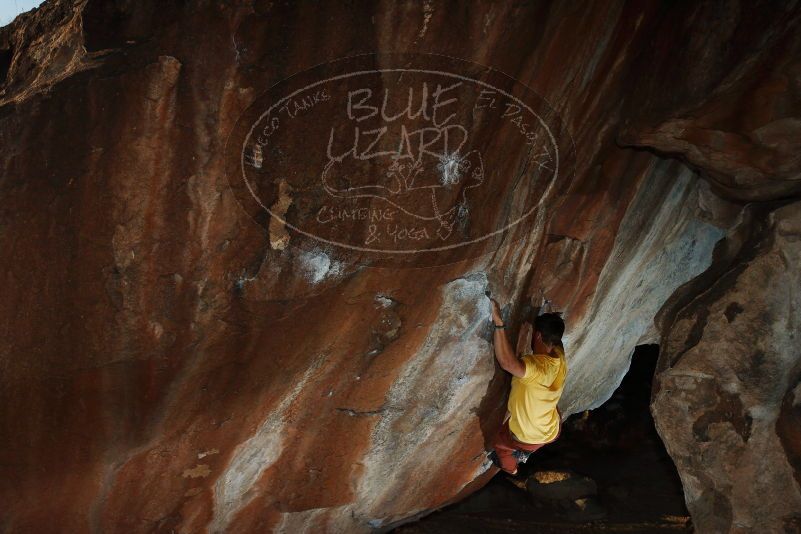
507, 346, 567, 444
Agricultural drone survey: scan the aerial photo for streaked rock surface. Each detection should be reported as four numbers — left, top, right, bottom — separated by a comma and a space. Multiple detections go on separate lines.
0, 1, 798, 532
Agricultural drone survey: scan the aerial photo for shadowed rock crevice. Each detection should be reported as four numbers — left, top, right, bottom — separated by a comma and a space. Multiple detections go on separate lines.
653, 202, 781, 375
82, 0, 185, 52
0, 46, 12, 86
776, 378, 801, 489
81, 0, 129, 52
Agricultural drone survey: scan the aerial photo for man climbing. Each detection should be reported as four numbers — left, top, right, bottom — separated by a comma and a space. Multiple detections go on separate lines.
488, 295, 568, 475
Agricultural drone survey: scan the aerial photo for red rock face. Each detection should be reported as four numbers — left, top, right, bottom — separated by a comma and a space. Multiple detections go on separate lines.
0, 1, 798, 532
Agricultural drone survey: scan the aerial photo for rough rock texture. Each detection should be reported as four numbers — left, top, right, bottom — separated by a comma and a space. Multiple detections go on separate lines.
0, 1, 799, 533
652, 202, 801, 533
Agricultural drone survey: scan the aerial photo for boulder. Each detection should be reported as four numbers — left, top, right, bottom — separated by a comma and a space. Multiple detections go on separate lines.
0, 1, 798, 532
526, 470, 598, 501
652, 202, 801, 532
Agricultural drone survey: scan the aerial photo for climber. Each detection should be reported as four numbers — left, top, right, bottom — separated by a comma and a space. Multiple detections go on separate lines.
487, 294, 567, 476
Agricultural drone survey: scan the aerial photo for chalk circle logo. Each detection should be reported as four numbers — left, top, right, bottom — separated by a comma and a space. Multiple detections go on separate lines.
225, 53, 575, 267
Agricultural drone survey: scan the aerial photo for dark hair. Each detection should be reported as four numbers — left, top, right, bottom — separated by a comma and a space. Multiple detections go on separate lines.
534, 312, 565, 347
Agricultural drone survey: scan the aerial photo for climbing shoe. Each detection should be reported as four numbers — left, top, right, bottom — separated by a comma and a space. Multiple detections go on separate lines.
513, 449, 534, 464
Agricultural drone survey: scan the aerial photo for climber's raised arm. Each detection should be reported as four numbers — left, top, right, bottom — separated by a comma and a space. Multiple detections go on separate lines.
489, 298, 525, 377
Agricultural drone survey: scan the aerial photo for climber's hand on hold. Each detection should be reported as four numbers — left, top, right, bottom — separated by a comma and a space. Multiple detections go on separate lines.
487, 294, 503, 327
487, 292, 525, 377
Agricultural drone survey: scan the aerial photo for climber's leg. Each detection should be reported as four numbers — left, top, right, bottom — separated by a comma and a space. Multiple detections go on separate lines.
492, 421, 523, 474
492, 420, 548, 475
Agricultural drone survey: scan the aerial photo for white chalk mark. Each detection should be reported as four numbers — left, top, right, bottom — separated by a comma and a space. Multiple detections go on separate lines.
437, 152, 463, 185
210, 356, 327, 533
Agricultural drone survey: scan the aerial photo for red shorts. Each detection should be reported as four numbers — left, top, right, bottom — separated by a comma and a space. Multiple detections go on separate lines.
492, 414, 561, 474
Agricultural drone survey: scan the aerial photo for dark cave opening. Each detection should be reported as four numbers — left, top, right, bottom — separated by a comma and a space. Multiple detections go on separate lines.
396, 344, 691, 533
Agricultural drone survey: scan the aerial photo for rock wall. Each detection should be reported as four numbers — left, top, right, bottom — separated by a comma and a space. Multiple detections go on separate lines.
627, 3, 801, 530
561, 160, 727, 414
0, 1, 799, 533
653, 202, 801, 533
